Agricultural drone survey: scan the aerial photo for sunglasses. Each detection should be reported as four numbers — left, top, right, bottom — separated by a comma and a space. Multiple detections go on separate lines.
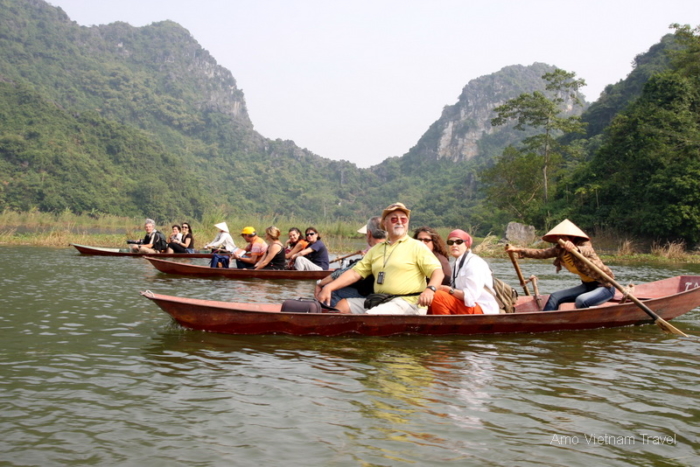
389, 216, 408, 224
306, 232, 317, 237
417, 238, 432, 243
446, 239, 465, 246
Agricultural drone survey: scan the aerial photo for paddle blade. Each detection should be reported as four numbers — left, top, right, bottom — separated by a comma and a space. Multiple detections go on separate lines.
654, 317, 689, 337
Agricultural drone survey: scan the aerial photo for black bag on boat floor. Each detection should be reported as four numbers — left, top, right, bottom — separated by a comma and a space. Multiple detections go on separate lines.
281, 298, 340, 313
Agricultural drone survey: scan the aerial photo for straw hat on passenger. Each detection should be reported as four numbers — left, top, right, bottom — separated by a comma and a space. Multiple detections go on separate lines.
214, 222, 229, 233
381, 202, 411, 221
541, 219, 589, 243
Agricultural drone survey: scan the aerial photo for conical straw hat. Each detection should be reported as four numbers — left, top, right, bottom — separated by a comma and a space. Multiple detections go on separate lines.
214, 222, 229, 233
541, 219, 589, 243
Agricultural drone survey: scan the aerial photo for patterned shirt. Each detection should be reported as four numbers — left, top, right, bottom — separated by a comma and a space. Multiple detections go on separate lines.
517, 241, 614, 287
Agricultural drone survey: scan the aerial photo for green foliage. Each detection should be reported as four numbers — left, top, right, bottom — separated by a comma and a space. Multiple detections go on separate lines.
0, 81, 210, 222
577, 34, 677, 139
567, 63, 700, 243
481, 146, 544, 220
669, 24, 700, 78
486, 69, 587, 222
0, 0, 379, 224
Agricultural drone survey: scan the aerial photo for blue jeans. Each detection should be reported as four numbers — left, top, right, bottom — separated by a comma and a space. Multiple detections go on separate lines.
543, 281, 615, 311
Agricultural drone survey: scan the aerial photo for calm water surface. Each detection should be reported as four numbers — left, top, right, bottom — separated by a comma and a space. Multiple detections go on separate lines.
1, 246, 699, 466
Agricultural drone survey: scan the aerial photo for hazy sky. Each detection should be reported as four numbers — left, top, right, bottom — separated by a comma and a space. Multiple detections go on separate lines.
47, 0, 698, 167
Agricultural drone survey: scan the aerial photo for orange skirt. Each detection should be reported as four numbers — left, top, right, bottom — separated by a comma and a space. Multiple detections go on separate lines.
429, 290, 483, 315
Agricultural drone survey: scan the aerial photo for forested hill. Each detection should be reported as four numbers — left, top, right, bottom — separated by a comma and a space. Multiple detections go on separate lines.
1, 0, 690, 236
0, 0, 374, 222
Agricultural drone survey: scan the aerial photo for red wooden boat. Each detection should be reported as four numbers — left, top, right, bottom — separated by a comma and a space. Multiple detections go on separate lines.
141, 275, 700, 337
70, 243, 215, 258
144, 256, 334, 280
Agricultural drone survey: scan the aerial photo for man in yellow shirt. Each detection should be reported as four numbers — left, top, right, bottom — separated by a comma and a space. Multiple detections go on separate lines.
317, 203, 443, 314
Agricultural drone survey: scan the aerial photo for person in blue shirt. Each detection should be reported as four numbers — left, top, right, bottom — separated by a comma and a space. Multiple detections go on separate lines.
291, 227, 329, 271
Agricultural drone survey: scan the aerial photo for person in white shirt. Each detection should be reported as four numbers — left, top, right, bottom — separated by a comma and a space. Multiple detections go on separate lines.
168, 225, 183, 243
203, 222, 237, 252
430, 229, 499, 315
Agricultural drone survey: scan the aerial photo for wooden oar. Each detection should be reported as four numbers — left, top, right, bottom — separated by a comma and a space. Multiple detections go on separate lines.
528, 274, 543, 310
506, 244, 530, 296
557, 239, 688, 337
330, 250, 362, 264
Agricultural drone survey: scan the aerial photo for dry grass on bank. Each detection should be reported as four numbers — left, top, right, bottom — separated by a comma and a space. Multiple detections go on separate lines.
651, 241, 689, 260
0, 209, 367, 252
469, 230, 700, 264
3, 209, 700, 263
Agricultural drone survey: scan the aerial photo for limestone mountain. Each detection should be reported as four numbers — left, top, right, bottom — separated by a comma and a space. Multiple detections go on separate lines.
401, 63, 584, 168
1, 0, 673, 232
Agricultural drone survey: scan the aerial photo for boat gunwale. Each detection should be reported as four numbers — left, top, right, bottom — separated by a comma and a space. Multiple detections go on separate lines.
140, 275, 700, 336
144, 256, 334, 280
70, 243, 215, 258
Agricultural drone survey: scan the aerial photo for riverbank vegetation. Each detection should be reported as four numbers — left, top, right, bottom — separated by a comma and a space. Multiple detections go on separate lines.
2, 209, 700, 264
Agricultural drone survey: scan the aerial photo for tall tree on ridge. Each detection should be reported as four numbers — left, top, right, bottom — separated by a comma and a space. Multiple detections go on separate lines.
488, 69, 587, 211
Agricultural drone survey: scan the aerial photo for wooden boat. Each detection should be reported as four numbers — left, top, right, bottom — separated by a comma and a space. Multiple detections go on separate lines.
70, 243, 214, 258
141, 275, 700, 337
144, 256, 334, 280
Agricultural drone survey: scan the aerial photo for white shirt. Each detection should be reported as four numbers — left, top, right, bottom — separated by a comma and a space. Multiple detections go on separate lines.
452, 251, 500, 315
205, 232, 237, 252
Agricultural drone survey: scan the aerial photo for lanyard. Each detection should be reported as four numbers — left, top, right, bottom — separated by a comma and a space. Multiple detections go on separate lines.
382, 239, 402, 270
452, 252, 472, 287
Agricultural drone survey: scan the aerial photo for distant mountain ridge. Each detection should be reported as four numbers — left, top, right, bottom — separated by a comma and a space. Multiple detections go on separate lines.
413, 63, 572, 163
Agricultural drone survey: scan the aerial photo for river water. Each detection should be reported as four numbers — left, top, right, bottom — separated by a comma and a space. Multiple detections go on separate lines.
1, 245, 699, 466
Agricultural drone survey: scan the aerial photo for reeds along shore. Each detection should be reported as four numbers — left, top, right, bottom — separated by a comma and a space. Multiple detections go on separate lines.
0, 209, 697, 263
0, 209, 396, 253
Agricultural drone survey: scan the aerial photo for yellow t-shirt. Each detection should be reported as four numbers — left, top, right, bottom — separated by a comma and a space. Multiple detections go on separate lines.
561, 252, 595, 282
352, 236, 441, 304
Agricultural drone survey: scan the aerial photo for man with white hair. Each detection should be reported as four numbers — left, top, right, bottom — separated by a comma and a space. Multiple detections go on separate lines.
130, 219, 166, 254
317, 203, 444, 315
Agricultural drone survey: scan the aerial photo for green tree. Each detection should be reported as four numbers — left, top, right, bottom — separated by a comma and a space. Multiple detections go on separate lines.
564, 24, 700, 243
489, 69, 587, 206
480, 146, 544, 220
570, 71, 700, 242
669, 23, 700, 77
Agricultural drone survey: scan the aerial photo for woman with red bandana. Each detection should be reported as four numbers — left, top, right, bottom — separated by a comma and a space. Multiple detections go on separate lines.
430, 229, 500, 315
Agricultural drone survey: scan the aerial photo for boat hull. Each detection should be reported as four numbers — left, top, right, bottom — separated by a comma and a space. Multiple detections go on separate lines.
145, 256, 333, 280
70, 243, 214, 258
141, 275, 700, 336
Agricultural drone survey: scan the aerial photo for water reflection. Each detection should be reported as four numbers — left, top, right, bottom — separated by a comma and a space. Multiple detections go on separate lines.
2, 246, 700, 466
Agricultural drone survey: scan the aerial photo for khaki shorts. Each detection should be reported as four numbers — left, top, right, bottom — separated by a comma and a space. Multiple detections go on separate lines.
345, 297, 427, 315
